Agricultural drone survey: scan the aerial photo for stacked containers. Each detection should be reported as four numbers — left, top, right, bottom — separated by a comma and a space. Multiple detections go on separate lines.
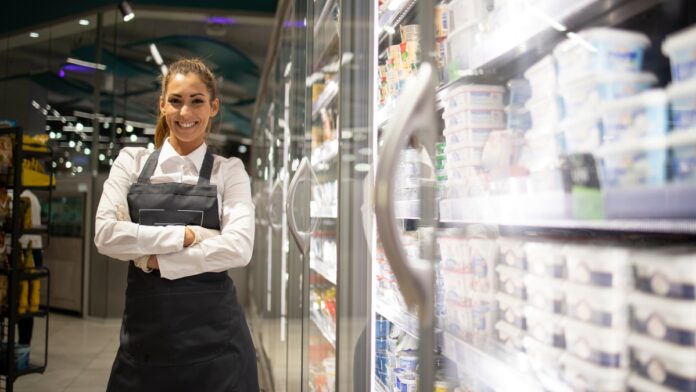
379, 25, 422, 109
628, 249, 696, 391
441, 84, 506, 199
664, 25, 696, 187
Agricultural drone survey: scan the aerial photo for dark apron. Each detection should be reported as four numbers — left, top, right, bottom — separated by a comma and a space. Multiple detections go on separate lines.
107, 149, 259, 392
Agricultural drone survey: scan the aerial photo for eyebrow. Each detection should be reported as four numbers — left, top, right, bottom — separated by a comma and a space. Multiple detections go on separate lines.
168, 93, 206, 98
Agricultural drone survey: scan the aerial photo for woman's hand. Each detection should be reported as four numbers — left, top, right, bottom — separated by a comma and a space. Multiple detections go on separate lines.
147, 255, 159, 270
184, 226, 195, 247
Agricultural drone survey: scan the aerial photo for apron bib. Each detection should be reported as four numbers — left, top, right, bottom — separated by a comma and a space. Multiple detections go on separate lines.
107, 149, 259, 392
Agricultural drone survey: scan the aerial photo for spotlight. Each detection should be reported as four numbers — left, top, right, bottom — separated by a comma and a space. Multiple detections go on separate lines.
119, 1, 135, 22
29, 32, 39, 38
79, 19, 90, 26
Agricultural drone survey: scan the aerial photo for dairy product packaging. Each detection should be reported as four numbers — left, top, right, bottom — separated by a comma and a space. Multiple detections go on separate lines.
444, 294, 494, 342
668, 129, 696, 184
443, 127, 492, 148
667, 78, 696, 131
526, 95, 563, 129
497, 238, 527, 270
447, 0, 487, 30
553, 28, 650, 82
495, 321, 524, 351
633, 247, 696, 300
558, 72, 657, 117
629, 334, 696, 391
630, 291, 696, 347
443, 105, 507, 130
525, 241, 566, 278
561, 354, 628, 392
445, 22, 477, 75
600, 89, 668, 144
563, 245, 632, 289
662, 24, 696, 82
565, 282, 628, 329
524, 55, 557, 100
525, 274, 566, 315
525, 306, 566, 348
496, 264, 526, 300
564, 317, 629, 368
496, 292, 526, 330
595, 136, 668, 188
560, 113, 602, 153
442, 84, 506, 112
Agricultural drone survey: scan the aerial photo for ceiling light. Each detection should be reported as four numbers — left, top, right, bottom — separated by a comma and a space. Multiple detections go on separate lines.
84, 148, 91, 155
126, 124, 134, 133
76, 122, 84, 131
147, 143, 155, 150
29, 32, 39, 38
65, 161, 73, 169
99, 154, 106, 161
79, 19, 90, 26
68, 140, 76, 148
66, 58, 107, 71
160, 65, 168, 76
119, 1, 135, 22
130, 134, 138, 142
149, 44, 164, 65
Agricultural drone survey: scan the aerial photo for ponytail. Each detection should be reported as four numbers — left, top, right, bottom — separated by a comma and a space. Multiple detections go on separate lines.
154, 113, 169, 148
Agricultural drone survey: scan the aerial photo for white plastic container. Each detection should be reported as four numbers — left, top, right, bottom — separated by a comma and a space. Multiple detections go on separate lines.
447, 0, 487, 31
525, 306, 566, 348
630, 291, 696, 347
496, 265, 526, 300
525, 241, 566, 278
564, 317, 629, 368
438, 236, 469, 272
595, 136, 668, 188
628, 375, 677, 392
468, 238, 498, 293
518, 130, 564, 172
668, 129, 696, 184
667, 78, 696, 131
524, 55, 557, 100
496, 292, 526, 330
443, 105, 506, 130
525, 274, 565, 314
497, 238, 526, 270
560, 113, 602, 153
553, 28, 650, 82
629, 334, 696, 390
526, 95, 563, 129
445, 23, 478, 74
523, 336, 564, 377
559, 72, 657, 117
444, 162, 485, 182
442, 84, 506, 112
600, 89, 669, 144
495, 321, 524, 351
443, 127, 492, 148
564, 245, 632, 289
632, 247, 696, 300
445, 294, 495, 341
445, 143, 485, 166
565, 282, 628, 329
561, 354, 628, 392
662, 24, 696, 82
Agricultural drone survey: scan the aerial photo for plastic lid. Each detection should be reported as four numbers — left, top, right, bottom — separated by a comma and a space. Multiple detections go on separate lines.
666, 78, 696, 100
662, 24, 696, 55
558, 72, 658, 91
581, 27, 651, 47
630, 291, 696, 317
595, 135, 668, 157
445, 83, 506, 98
601, 89, 667, 113
629, 334, 696, 364
666, 129, 696, 148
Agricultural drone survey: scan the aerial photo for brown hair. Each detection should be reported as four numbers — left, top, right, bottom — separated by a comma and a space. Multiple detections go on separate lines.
154, 58, 219, 148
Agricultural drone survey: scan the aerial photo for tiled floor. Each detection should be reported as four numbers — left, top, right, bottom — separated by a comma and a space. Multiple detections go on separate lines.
13, 313, 121, 392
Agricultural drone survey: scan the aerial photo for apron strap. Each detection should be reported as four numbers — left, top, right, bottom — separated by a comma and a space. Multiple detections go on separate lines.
137, 148, 214, 185
197, 150, 214, 185
137, 149, 161, 184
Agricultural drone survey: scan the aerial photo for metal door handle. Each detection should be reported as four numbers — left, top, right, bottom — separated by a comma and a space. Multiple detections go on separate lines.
374, 63, 436, 310
268, 178, 283, 234
287, 157, 311, 256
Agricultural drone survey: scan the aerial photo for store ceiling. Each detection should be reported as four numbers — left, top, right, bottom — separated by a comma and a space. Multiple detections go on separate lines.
1, 1, 277, 140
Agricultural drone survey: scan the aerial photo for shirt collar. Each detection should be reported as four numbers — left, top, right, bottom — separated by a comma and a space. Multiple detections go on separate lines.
159, 138, 208, 174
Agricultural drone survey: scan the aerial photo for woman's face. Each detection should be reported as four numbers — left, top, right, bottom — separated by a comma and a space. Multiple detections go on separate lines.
160, 72, 219, 150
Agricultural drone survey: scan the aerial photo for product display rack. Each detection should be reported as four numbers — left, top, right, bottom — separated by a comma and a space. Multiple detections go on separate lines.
0, 127, 52, 392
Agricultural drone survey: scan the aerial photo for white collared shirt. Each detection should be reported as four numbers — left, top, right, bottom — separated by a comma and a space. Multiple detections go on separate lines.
94, 138, 255, 280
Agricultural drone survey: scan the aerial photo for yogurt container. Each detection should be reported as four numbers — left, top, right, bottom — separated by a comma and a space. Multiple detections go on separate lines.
525, 241, 566, 278
629, 333, 696, 391
628, 375, 678, 392
524, 55, 557, 100
561, 354, 628, 392
563, 245, 632, 289
523, 336, 564, 378
553, 28, 650, 82
596, 136, 668, 188
445, 142, 485, 166
442, 84, 506, 112
508, 79, 532, 106
565, 282, 628, 329
526, 95, 563, 129
497, 238, 527, 270
525, 305, 566, 348
443, 127, 492, 148
376, 318, 390, 338
399, 375, 417, 392
496, 292, 527, 330
564, 317, 629, 368
558, 72, 657, 117
667, 78, 696, 131
668, 129, 696, 184
662, 24, 696, 82
633, 247, 696, 300
560, 113, 602, 153
525, 274, 566, 314
600, 89, 669, 144
468, 238, 498, 293
441, 269, 470, 302
443, 105, 507, 130
630, 291, 696, 347
445, 294, 494, 341
438, 236, 468, 272
496, 264, 526, 300
495, 320, 525, 351
398, 350, 419, 371
506, 105, 532, 131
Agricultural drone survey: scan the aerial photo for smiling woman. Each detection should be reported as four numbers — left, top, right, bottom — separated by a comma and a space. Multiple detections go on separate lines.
155, 58, 220, 155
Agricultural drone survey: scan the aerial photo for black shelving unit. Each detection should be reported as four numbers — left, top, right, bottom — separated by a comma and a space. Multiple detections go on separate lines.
0, 127, 53, 392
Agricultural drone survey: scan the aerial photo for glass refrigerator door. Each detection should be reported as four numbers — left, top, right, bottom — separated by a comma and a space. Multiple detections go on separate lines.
376, 0, 696, 391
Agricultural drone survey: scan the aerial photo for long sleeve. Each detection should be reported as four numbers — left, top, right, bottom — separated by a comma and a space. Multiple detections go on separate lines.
94, 148, 186, 262
157, 158, 255, 280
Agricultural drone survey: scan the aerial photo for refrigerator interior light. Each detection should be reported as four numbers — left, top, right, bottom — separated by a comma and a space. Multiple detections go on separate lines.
527, 5, 568, 32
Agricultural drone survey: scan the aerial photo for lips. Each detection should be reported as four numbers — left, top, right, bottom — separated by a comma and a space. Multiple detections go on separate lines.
176, 120, 198, 129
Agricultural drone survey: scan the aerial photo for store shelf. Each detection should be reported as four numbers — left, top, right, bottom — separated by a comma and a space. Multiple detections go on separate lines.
21, 227, 48, 235
0, 308, 48, 321
374, 297, 419, 338
21, 149, 52, 158
0, 267, 50, 280
311, 80, 339, 119
394, 200, 420, 220
0, 184, 55, 191
310, 312, 336, 348
442, 333, 543, 392
0, 363, 46, 378
310, 258, 337, 285
440, 194, 696, 235
377, 0, 417, 40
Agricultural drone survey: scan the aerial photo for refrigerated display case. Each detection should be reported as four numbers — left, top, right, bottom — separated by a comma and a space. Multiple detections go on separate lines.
373, 1, 696, 392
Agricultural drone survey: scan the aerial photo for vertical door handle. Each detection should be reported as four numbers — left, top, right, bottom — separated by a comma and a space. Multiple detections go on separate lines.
287, 157, 312, 256
268, 178, 283, 234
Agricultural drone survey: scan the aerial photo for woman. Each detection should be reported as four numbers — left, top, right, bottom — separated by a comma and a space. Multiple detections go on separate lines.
94, 58, 258, 391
